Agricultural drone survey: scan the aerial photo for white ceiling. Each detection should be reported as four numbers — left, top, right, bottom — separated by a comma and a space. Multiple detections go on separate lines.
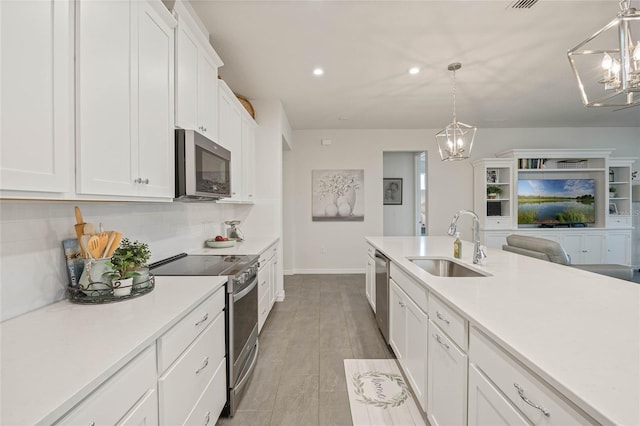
190, 0, 640, 130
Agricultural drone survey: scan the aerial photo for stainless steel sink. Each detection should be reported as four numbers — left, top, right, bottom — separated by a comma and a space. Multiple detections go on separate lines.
408, 258, 489, 278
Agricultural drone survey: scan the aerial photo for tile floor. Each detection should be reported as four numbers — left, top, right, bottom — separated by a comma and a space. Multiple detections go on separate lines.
216, 274, 395, 426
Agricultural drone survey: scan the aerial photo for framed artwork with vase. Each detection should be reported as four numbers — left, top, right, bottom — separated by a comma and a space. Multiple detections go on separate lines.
312, 169, 364, 221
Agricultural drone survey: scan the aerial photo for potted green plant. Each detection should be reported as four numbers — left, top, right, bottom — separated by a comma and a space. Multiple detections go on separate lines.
107, 238, 151, 294
486, 185, 503, 199
609, 186, 617, 198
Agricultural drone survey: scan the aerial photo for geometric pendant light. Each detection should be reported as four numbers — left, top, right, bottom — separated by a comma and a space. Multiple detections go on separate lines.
435, 62, 477, 161
567, 0, 640, 108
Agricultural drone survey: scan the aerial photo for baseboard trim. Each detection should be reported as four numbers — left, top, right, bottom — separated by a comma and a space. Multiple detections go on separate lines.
287, 268, 365, 275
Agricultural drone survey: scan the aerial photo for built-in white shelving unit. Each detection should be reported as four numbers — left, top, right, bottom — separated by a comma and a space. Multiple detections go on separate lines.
472, 149, 636, 266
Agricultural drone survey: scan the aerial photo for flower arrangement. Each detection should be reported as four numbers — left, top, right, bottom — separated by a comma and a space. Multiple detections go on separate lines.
316, 172, 361, 199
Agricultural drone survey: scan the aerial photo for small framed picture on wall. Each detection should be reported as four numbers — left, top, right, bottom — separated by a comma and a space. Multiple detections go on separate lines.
383, 178, 403, 205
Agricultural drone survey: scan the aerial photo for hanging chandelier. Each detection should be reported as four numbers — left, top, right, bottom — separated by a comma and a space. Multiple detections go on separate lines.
435, 63, 476, 162
567, 0, 640, 108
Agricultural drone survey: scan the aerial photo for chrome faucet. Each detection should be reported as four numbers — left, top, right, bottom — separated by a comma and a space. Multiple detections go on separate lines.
447, 210, 486, 264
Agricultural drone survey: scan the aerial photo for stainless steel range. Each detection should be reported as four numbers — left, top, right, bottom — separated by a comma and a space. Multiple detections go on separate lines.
150, 253, 260, 417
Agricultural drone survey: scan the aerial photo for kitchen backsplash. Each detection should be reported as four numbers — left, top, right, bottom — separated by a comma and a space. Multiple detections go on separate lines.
0, 200, 248, 321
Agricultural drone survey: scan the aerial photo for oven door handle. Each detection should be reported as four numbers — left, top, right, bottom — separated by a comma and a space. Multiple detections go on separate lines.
233, 277, 258, 303
234, 340, 259, 393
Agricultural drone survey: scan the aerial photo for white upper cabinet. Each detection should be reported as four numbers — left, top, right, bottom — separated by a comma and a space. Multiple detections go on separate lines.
76, 0, 176, 199
218, 80, 256, 203
1, 0, 74, 196
241, 113, 257, 201
174, 1, 222, 142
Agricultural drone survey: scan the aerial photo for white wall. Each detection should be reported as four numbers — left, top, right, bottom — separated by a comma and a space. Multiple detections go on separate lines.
0, 200, 241, 320
284, 127, 640, 274
383, 152, 417, 236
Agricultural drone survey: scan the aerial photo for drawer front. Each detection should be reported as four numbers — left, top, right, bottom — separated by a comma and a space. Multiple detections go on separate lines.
259, 243, 277, 265
57, 345, 156, 425
159, 312, 225, 426
468, 365, 530, 426
607, 215, 632, 228
183, 357, 227, 426
258, 267, 269, 301
486, 217, 511, 230
258, 288, 270, 332
428, 294, 467, 351
389, 263, 428, 312
158, 285, 225, 372
116, 389, 158, 426
470, 328, 596, 425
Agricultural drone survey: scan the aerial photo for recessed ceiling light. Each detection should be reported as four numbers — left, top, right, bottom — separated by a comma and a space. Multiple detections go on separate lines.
313, 68, 324, 76
409, 67, 420, 75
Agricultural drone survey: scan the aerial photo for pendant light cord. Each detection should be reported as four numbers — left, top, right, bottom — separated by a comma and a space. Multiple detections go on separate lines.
452, 68, 457, 125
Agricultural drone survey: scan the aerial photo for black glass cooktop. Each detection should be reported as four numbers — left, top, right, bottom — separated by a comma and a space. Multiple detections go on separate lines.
150, 253, 258, 277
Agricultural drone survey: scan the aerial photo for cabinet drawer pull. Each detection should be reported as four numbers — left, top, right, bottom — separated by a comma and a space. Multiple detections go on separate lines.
204, 411, 212, 426
195, 357, 209, 375
513, 383, 550, 417
434, 333, 450, 350
195, 313, 209, 327
436, 311, 450, 324
399, 301, 406, 308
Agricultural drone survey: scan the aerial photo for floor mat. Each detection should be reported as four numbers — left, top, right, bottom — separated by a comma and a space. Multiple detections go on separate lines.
344, 359, 425, 426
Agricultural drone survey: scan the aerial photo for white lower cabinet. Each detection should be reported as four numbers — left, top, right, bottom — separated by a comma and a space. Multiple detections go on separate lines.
427, 320, 468, 426
470, 328, 596, 425
365, 252, 376, 311
389, 278, 427, 411
158, 290, 226, 425
258, 243, 278, 333
56, 345, 157, 425
468, 364, 529, 426
183, 357, 227, 426
607, 231, 631, 265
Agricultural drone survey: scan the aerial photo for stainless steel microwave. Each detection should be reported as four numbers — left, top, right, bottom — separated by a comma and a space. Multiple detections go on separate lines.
175, 129, 231, 201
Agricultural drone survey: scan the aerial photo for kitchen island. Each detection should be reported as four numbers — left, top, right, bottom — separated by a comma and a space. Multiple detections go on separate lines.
367, 236, 639, 426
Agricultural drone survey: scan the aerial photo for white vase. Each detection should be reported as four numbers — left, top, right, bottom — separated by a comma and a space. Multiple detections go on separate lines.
325, 203, 338, 216
344, 187, 356, 210
112, 277, 133, 297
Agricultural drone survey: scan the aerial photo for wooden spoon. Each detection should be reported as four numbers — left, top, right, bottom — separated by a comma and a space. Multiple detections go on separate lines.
106, 232, 123, 258
87, 235, 102, 259
102, 232, 116, 258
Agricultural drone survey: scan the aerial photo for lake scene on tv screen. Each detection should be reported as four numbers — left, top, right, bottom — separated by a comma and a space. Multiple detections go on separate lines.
518, 179, 595, 225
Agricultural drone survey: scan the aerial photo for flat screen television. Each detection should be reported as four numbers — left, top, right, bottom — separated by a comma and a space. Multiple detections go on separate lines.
517, 179, 596, 225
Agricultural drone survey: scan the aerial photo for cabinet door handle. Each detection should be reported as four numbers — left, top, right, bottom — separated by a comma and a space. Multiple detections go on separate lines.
142, 178, 149, 184
195, 357, 209, 375
89, 422, 96, 426
399, 301, 405, 308
434, 333, 450, 350
204, 411, 212, 426
195, 313, 209, 327
134, 178, 141, 183
513, 383, 550, 417
436, 311, 450, 324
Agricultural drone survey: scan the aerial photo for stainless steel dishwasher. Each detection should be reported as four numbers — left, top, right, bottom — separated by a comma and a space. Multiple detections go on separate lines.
374, 250, 390, 344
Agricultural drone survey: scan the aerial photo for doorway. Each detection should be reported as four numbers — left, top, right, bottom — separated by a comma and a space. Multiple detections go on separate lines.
383, 151, 427, 236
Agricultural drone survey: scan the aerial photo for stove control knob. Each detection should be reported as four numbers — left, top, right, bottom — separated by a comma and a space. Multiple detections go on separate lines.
236, 274, 245, 285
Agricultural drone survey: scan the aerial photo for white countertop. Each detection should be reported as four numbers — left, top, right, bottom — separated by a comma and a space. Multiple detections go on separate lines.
366, 236, 639, 426
0, 275, 226, 426
189, 236, 279, 256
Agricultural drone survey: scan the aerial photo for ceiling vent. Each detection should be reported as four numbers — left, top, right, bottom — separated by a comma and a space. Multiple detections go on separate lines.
509, 0, 539, 9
